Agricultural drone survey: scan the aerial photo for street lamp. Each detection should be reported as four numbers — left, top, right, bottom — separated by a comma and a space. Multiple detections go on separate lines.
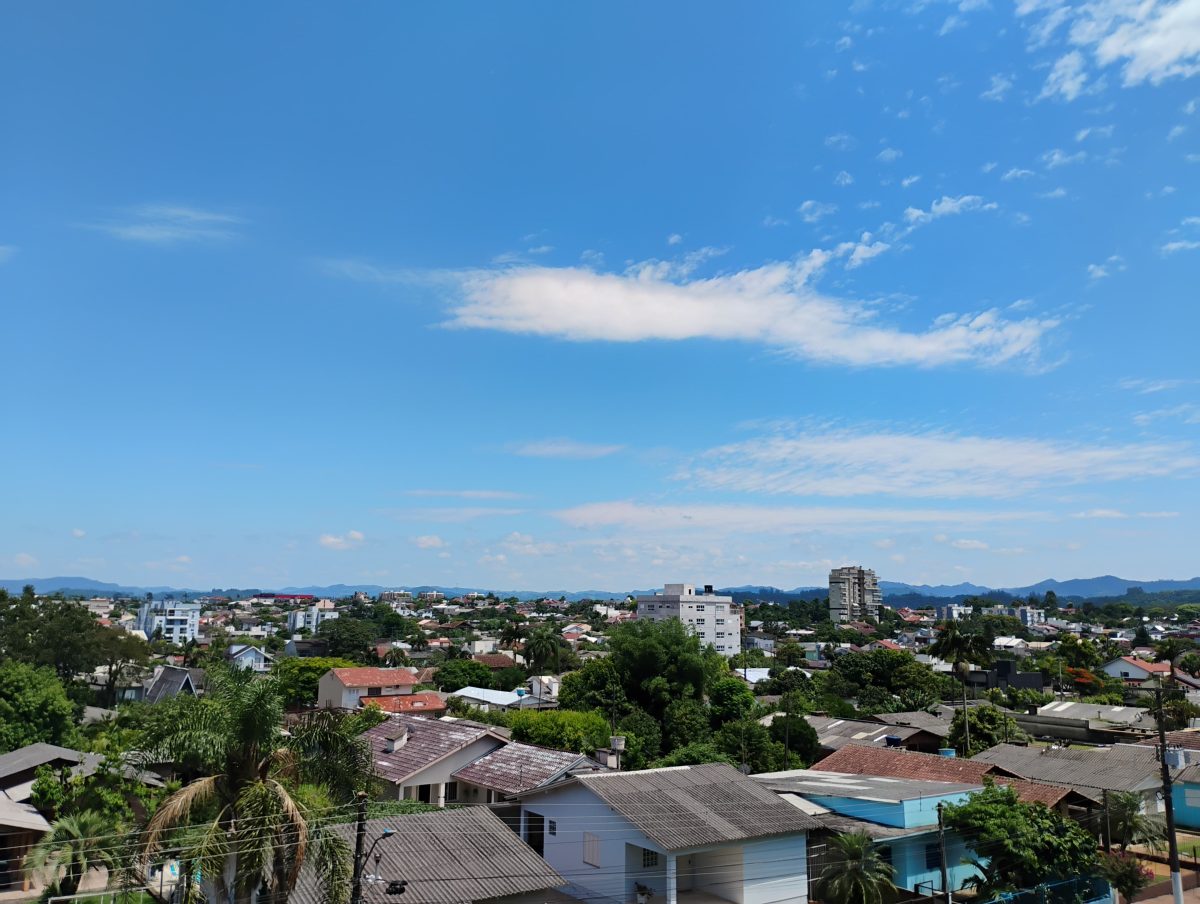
351, 829, 405, 904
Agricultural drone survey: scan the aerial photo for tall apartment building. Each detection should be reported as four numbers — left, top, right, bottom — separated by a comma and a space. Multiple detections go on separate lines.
137, 600, 202, 644
635, 583, 740, 657
828, 566, 882, 623
286, 601, 340, 634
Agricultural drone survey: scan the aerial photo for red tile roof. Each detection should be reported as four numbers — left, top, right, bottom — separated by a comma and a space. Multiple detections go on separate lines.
473, 653, 517, 669
813, 743, 1076, 806
364, 692, 448, 715
331, 667, 418, 688
1121, 657, 1171, 673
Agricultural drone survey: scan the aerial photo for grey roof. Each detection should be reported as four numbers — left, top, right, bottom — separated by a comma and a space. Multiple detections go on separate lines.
0, 743, 83, 783
451, 742, 592, 795
0, 790, 51, 833
754, 769, 982, 802
1037, 700, 1155, 728
872, 710, 954, 739
144, 665, 197, 704
525, 763, 821, 852
290, 807, 564, 904
806, 716, 928, 750
971, 742, 1164, 793
366, 715, 505, 785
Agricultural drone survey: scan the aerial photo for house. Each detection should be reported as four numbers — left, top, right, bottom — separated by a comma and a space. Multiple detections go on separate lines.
143, 665, 202, 704
288, 807, 566, 904
363, 691, 449, 717
226, 643, 272, 673
963, 660, 1045, 693
449, 686, 534, 712
1169, 764, 1200, 831
992, 636, 1029, 656
1102, 656, 1172, 686
0, 744, 88, 802
755, 770, 981, 898
735, 667, 773, 686
1024, 701, 1157, 745
516, 763, 816, 902
317, 667, 417, 709
801, 716, 946, 755
0, 791, 51, 893
283, 637, 329, 658
451, 742, 595, 805
527, 675, 561, 704
972, 742, 1166, 807
473, 652, 518, 671
364, 714, 507, 804
514, 763, 818, 904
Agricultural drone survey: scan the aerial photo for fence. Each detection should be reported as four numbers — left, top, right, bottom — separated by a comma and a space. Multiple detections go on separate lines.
978, 875, 1111, 904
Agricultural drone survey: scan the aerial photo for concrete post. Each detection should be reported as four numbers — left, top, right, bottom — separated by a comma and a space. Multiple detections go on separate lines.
666, 854, 677, 904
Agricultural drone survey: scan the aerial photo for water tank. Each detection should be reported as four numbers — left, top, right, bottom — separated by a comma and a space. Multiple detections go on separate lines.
884, 735, 903, 748
938, 748, 957, 757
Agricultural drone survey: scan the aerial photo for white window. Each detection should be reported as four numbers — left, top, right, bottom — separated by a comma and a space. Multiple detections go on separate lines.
583, 832, 600, 867
642, 849, 659, 868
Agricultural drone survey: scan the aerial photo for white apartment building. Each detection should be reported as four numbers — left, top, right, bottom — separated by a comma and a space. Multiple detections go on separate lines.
635, 583, 739, 656
137, 600, 201, 644
939, 604, 973, 621
828, 566, 882, 623
287, 602, 340, 634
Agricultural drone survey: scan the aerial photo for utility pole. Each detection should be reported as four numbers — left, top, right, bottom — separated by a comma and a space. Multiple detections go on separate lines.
1102, 789, 1111, 852
937, 801, 952, 904
350, 791, 369, 904
961, 672, 971, 756
1155, 687, 1184, 904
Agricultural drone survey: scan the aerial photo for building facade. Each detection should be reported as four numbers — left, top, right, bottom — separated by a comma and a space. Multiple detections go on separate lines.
137, 601, 201, 644
286, 602, 339, 634
635, 583, 739, 657
828, 566, 882, 623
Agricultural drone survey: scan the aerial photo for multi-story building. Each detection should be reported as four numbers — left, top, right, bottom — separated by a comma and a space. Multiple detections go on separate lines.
287, 600, 340, 634
419, 591, 445, 602
828, 566, 882, 623
938, 603, 973, 621
137, 600, 202, 644
379, 590, 414, 604
635, 583, 739, 657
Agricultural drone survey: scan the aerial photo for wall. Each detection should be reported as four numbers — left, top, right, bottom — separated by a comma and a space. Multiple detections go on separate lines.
742, 835, 807, 904
395, 736, 505, 801
692, 845, 745, 904
884, 832, 973, 896
805, 795, 907, 828
1174, 781, 1200, 831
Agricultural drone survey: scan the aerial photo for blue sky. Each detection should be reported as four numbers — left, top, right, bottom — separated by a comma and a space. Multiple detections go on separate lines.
3, 1, 1198, 591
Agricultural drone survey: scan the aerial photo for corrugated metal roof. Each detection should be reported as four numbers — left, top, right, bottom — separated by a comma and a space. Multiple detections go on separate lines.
541, 763, 820, 852
365, 715, 504, 785
754, 769, 982, 801
289, 807, 564, 904
972, 742, 1162, 793
871, 711, 953, 739
806, 716, 925, 749
452, 742, 590, 795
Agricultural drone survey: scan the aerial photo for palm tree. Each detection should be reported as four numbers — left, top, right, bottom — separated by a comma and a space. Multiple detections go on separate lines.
499, 621, 525, 649
1156, 638, 1194, 684
1108, 790, 1166, 852
139, 667, 371, 904
928, 620, 992, 754
26, 811, 116, 898
524, 627, 562, 674
814, 831, 896, 904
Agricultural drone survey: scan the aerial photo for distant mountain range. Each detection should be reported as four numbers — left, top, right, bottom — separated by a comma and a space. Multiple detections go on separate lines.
2, 573, 1199, 602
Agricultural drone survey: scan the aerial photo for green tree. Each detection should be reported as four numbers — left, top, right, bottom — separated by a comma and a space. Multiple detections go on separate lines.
813, 831, 896, 904
434, 659, 492, 692
558, 658, 630, 717
95, 629, 152, 707
491, 666, 528, 692
1107, 790, 1166, 852
946, 705, 1027, 757
663, 698, 712, 752
767, 712, 820, 766
929, 620, 993, 751
650, 742, 736, 768
708, 677, 755, 726
607, 619, 708, 719
317, 618, 378, 662
523, 627, 565, 674
1098, 852, 1154, 904
617, 708, 662, 769
26, 811, 116, 898
0, 661, 77, 753
713, 720, 789, 773
139, 668, 371, 904
271, 657, 358, 708
507, 709, 610, 753
944, 783, 1098, 893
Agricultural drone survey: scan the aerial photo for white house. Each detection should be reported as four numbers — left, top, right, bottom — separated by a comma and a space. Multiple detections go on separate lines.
226, 644, 272, 673
1102, 656, 1172, 686
317, 667, 417, 709
364, 714, 507, 804
992, 636, 1029, 656
514, 763, 817, 904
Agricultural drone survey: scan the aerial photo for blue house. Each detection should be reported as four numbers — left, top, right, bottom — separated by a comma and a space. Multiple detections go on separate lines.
514, 763, 818, 904
754, 770, 984, 898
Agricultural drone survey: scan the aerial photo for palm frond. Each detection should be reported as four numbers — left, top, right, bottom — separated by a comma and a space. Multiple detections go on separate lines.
143, 774, 222, 856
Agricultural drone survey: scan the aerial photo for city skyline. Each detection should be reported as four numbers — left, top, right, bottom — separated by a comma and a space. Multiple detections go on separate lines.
3, 3, 1199, 590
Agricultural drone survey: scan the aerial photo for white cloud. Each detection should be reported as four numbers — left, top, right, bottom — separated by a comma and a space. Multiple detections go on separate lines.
835, 35, 854, 51
874, 538, 896, 549
405, 489, 523, 500
667, 233, 683, 245
1139, 510, 1181, 518
981, 73, 1015, 100
762, 216, 789, 228
834, 170, 855, 187
1075, 125, 1114, 140
903, 194, 998, 226
1002, 167, 1036, 181
1168, 124, 1188, 141
877, 147, 903, 163
319, 530, 365, 550
501, 532, 558, 556
951, 538, 990, 550
1163, 240, 1200, 253
681, 426, 1199, 499
825, 133, 855, 150
1087, 254, 1126, 279
799, 200, 838, 223
446, 252, 1056, 370
13, 552, 37, 569
414, 534, 446, 549
71, 528, 86, 539
1072, 508, 1128, 519
1119, 377, 1192, 394
1133, 403, 1200, 425
1039, 50, 1090, 101
0, 245, 15, 264
838, 234, 891, 269
510, 438, 624, 459
555, 501, 1041, 534
88, 204, 243, 243
981, 161, 999, 173
901, 175, 922, 188
478, 553, 508, 566
1042, 148, 1087, 168
1039, 187, 1069, 198
527, 244, 554, 255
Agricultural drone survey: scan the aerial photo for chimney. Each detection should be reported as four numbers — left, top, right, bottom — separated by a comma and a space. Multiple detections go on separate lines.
384, 723, 409, 753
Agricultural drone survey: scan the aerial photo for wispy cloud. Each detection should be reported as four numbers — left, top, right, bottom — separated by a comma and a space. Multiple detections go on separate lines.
0, 245, 15, 264
1087, 254, 1125, 279
510, 438, 625, 459
1134, 403, 1200, 426
1119, 377, 1193, 394
1042, 148, 1086, 168
1002, 167, 1036, 181
877, 147, 903, 163
799, 200, 838, 223
981, 73, 1015, 101
405, 489, 524, 500
1038, 50, 1089, 101
318, 529, 365, 550
679, 426, 1198, 499
903, 194, 997, 226
87, 204, 244, 243
413, 534, 446, 549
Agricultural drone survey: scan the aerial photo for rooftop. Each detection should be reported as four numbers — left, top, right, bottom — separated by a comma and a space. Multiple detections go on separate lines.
755, 769, 982, 802
806, 715, 928, 749
449, 686, 523, 707
452, 742, 591, 795
331, 667, 418, 688
365, 692, 448, 715
972, 742, 1163, 793
365, 715, 503, 785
